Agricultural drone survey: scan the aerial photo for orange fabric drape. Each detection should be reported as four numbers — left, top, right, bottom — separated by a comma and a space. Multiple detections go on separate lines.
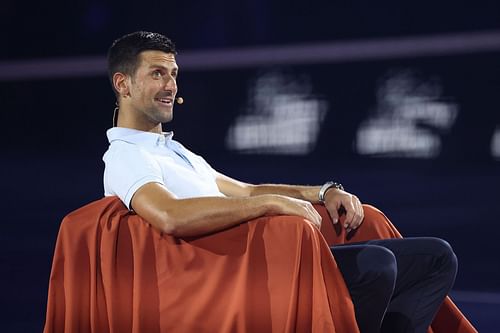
44, 197, 477, 332
44, 197, 359, 333
317, 204, 477, 333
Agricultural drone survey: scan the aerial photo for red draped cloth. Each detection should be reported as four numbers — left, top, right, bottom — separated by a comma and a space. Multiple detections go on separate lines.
44, 197, 477, 333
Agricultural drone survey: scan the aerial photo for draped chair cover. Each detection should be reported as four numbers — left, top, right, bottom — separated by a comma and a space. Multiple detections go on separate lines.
44, 197, 476, 333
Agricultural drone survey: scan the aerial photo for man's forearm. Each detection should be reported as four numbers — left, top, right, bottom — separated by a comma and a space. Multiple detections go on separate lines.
248, 184, 322, 204
131, 183, 320, 238
159, 195, 275, 237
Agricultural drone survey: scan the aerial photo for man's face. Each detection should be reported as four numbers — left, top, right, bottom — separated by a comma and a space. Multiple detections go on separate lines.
127, 50, 178, 124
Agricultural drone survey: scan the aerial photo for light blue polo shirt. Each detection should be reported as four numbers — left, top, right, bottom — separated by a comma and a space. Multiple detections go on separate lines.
103, 127, 224, 209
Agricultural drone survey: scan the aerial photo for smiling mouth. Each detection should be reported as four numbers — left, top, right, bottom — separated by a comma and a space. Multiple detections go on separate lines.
155, 97, 173, 106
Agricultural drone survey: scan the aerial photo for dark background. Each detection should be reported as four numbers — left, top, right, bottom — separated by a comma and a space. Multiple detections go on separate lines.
1, 1, 499, 331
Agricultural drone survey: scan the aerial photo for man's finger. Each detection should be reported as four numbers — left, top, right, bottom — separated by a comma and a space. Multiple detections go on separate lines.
303, 203, 321, 228
343, 200, 356, 228
343, 211, 355, 228
329, 207, 340, 224
352, 198, 364, 228
312, 206, 322, 227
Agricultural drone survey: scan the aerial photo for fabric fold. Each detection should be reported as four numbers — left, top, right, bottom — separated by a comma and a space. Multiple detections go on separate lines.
44, 197, 358, 333
44, 197, 477, 333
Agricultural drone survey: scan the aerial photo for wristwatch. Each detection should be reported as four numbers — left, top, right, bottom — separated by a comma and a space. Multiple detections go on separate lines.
318, 181, 344, 203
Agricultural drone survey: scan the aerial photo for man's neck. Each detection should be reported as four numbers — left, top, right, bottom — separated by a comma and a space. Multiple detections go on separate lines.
116, 115, 163, 133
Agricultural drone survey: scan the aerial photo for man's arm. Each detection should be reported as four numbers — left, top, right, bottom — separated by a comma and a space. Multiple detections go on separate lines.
130, 182, 322, 237
215, 172, 364, 232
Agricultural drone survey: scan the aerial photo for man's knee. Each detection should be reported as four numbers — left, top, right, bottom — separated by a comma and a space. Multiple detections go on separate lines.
331, 245, 396, 295
424, 237, 458, 276
390, 237, 458, 280
357, 245, 398, 289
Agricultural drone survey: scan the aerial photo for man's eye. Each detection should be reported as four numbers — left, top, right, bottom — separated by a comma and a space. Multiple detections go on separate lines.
152, 71, 162, 78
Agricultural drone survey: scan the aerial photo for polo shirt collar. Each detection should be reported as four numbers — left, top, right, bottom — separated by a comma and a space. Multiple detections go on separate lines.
107, 127, 174, 147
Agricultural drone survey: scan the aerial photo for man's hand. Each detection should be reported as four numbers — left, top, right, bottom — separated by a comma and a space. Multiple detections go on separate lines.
323, 189, 364, 232
265, 195, 323, 229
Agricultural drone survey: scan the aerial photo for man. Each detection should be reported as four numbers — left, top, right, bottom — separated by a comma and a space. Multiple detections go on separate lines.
104, 31, 457, 333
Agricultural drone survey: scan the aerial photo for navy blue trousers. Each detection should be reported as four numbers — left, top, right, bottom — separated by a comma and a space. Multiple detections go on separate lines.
331, 237, 458, 333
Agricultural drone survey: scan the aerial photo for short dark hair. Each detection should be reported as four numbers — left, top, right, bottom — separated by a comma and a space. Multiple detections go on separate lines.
107, 31, 177, 93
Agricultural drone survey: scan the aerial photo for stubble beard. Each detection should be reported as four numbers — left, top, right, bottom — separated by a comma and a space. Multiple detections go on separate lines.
149, 105, 173, 124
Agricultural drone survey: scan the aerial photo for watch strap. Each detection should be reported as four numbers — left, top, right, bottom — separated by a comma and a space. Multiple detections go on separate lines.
318, 181, 344, 203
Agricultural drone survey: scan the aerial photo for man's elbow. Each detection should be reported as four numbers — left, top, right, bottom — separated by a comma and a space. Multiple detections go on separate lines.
163, 222, 193, 238
162, 214, 196, 237
153, 212, 182, 236
161, 221, 179, 236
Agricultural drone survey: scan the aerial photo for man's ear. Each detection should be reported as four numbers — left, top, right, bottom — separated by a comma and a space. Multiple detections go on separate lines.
112, 72, 130, 97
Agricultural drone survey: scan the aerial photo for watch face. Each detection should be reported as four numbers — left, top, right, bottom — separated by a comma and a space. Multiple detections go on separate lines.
333, 182, 344, 191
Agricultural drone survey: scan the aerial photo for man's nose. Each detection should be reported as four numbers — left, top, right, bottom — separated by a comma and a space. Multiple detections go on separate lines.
163, 77, 177, 91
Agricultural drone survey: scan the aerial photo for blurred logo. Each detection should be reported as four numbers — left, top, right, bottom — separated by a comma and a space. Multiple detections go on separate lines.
226, 70, 327, 155
356, 69, 458, 158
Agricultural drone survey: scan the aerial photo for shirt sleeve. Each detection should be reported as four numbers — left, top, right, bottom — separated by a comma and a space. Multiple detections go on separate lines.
196, 154, 219, 179
103, 143, 164, 210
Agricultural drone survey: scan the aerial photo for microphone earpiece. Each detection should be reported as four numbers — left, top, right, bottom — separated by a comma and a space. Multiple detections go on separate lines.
175, 97, 184, 104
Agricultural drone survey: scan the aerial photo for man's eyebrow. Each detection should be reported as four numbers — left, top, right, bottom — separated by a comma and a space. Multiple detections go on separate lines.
149, 64, 178, 71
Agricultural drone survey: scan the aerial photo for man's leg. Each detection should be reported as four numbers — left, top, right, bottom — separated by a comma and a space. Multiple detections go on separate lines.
331, 244, 397, 333
365, 237, 458, 333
